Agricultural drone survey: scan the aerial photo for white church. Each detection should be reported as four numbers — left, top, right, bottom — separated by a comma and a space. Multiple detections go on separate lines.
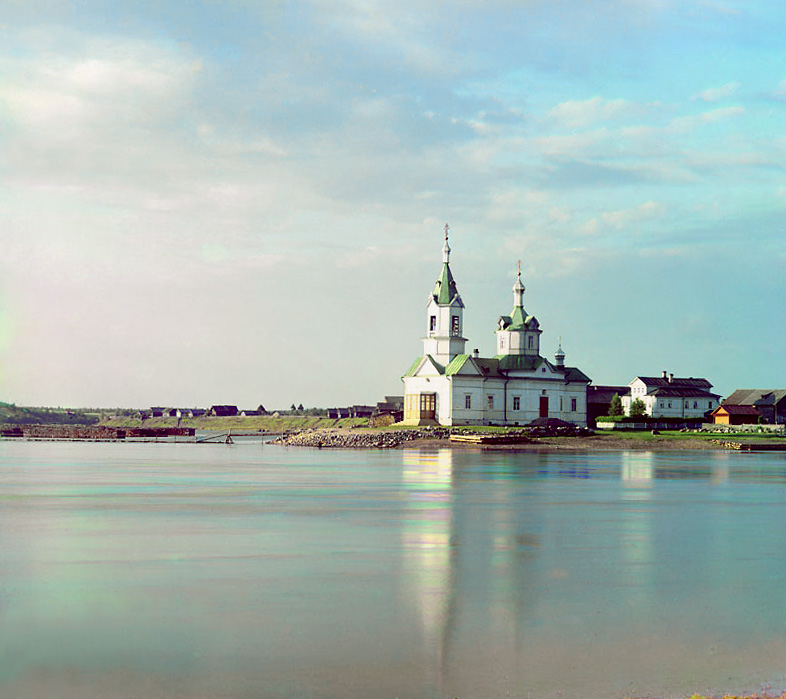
402, 226, 591, 426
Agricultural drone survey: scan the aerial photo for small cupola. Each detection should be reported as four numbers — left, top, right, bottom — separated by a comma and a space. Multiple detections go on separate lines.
555, 340, 565, 369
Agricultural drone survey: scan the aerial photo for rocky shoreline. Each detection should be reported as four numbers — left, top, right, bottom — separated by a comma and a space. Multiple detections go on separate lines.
270, 424, 592, 449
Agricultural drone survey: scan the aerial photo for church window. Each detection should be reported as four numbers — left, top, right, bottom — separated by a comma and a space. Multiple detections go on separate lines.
451, 315, 460, 334
668, 402, 672, 408
693, 401, 698, 409
528, 336, 533, 349
500, 336, 505, 348
708, 401, 713, 409
430, 315, 436, 332
571, 398, 577, 412
560, 396, 563, 411
465, 394, 471, 409
487, 395, 494, 410
513, 396, 520, 411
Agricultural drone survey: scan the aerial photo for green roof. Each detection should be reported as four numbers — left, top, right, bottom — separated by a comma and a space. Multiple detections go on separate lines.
444, 354, 472, 375
432, 263, 461, 305
403, 355, 446, 378
403, 356, 424, 377
495, 354, 544, 371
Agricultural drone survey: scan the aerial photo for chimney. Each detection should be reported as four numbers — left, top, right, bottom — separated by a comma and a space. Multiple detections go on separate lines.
473, 348, 480, 358
668, 373, 674, 383
662, 370, 667, 379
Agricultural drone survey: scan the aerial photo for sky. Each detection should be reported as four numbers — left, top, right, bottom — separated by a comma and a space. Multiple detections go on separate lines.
0, 0, 784, 410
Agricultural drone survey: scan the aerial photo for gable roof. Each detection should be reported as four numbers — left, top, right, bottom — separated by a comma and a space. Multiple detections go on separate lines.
712, 404, 760, 416
445, 354, 483, 376
724, 389, 786, 406
403, 355, 445, 378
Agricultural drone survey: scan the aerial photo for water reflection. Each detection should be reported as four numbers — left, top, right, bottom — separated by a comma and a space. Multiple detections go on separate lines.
401, 448, 454, 679
3, 443, 786, 698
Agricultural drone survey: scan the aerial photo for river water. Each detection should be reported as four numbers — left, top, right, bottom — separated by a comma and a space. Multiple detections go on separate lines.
1, 440, 786, 699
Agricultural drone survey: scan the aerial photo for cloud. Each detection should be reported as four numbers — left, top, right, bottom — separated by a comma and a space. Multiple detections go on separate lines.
582, 200, 665, 234
546, 96, 643, 129
672, 105, 745, 129
692, 81, 740, 102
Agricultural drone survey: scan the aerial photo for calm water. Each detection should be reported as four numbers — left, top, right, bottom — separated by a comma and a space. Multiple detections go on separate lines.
1, 441, 786, 699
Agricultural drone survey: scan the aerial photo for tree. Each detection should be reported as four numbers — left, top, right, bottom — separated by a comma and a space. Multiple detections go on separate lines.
629, 398, 647, 417
608, 394, 623, 417
290, 404, 297, 412
297, 403, 304, 412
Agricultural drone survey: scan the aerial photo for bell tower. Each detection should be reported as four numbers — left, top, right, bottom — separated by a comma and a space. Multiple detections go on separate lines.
422, 224, 467, 365
495, 260, 542, 356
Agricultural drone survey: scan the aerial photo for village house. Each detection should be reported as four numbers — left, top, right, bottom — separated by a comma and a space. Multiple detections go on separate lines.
710, 404, 760, 426
620, 372, 720, 418
402, 226, 590, 426
721, 390, 786, 425
207, 405, 239, 417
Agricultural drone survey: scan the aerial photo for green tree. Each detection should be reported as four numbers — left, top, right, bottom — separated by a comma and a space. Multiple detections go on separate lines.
608, 394, 623, 417
629, 398, 647, 417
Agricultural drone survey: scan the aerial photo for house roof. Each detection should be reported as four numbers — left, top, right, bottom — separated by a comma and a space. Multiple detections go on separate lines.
561, 367, 592, 384
636, 376, 713, 390
724, 389, 786, 406
649, 387, 721, 399
588, 385, 630, 403
713, 404, 760, 416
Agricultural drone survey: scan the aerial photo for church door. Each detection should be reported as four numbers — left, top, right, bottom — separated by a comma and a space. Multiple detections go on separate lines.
539, 396, 549, 418
419, 393, 436, 420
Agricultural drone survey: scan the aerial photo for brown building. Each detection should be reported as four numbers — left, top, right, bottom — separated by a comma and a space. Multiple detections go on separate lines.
710, 404, 760, 425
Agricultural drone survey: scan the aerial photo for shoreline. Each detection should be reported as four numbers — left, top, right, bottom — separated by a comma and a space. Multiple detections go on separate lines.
272, 427, 738, 451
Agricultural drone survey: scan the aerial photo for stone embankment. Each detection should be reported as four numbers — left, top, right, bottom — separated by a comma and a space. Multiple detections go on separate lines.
272, 424, 592, 449
271, 427, 450, 449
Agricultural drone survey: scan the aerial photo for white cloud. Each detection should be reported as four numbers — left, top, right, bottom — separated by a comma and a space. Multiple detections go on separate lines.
670, 105, 745, 132
546, 97, 643, 129
692, 81, 740, 102
582, 200, 664, 235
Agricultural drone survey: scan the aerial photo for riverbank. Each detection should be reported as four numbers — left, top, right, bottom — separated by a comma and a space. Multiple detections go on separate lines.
271, 427, 751, 450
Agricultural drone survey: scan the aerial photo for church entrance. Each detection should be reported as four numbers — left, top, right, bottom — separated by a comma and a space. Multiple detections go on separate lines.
419, 393, 436, 421
539, 396, 549, 418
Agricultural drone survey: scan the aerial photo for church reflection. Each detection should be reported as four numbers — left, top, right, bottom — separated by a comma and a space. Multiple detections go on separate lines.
400, 448, 544, 691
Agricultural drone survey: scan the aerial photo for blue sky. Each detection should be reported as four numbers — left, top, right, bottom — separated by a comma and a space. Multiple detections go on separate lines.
0, 0, 783, 409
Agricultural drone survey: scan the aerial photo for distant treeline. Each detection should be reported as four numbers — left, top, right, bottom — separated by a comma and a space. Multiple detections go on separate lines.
0, 402, 100, 426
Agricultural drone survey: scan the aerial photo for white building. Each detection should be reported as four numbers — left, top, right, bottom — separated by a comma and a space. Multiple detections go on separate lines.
621, 372, 720, 418
402, 227, 590, 426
